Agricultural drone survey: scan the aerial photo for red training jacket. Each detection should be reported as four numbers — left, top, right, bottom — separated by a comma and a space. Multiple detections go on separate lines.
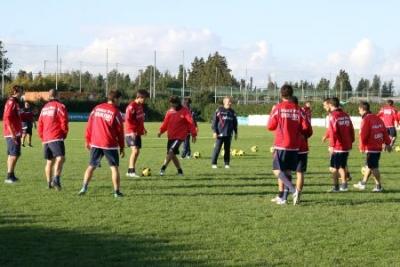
299, 107, 313, 153
38, 100, 69, 143
302, 106, 312, 123
159, 106, 197, 140
359, 113, 391, 153
377, 105, 398, 128
267, 100, 312, 151
327, 108, 355, 152
3, 97, 22, 138
125, 101, 145, 136
85, 103, 125, 150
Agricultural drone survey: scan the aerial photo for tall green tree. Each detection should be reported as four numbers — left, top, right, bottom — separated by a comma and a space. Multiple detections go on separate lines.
0, 41, 12, 76
333, 69, 352, 99
355, 78, 370, 97
370, 75, 381, 96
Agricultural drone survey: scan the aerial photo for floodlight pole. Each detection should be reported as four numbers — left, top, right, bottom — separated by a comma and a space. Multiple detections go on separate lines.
79, 61, 82, 93
43, 60, 47, 75
1, 56, 5, 98
105, 48, 109, 96
214, 67, 218, 104
56, 44, 59, 90
182, 50, 185, 99
153, 50, 156, 98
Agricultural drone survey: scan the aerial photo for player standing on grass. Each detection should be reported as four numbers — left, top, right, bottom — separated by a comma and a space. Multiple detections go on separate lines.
37, 89, 69, 190
377, 99, 398, 145
354, 101, 392, 192
79, 90, 125, 198
267, 85, 311, 205
181, 97, 198, 159
158, 96, 197, 176
210, 96, 238, 169
125, 89, 150, 178
3, 85, 24, 184
21, 102, 36, 147
324, 97, 355, 192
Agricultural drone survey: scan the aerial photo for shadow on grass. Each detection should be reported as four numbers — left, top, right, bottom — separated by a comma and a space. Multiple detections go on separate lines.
0, 215, 210, 267
135, 191, 274, 197
147, 183, 276, 189
301, 196, 400, 206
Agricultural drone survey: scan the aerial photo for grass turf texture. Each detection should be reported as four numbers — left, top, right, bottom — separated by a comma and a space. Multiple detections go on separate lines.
0, 122, 399, 266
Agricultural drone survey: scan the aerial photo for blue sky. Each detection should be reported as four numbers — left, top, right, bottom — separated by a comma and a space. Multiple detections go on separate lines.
2, 0, 400, 85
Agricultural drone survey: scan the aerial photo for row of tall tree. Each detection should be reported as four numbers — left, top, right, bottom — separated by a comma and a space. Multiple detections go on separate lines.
0, 41, 396, 98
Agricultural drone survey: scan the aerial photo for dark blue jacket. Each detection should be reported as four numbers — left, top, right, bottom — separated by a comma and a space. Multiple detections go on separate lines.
211, 107, 238, 137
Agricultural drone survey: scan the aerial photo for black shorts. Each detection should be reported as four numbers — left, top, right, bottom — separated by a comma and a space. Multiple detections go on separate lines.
89, 148, 119, 167
6, 137, 21, 157
125, 135, 142, 148
365, 152, 381, 169
296, 153, 308, 173
44, 141, 65, 160
22, 122, 33, 135
330, 152, 349, 169
387, 127, 397, 138
167, 139, 183, 155
272, 149, 298, 171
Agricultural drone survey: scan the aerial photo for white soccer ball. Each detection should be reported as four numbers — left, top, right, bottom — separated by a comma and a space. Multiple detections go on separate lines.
395, 146, 400, 152
270, 147, 275, 153
193, 151, 201, 159
251, 146, 258, 152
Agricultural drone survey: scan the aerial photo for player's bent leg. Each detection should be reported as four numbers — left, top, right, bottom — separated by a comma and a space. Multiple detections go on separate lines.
51, 156, 65, 191
127, 147, 140, 177
371, 168, 383, 192
79, 165, 96, 196
45, 159, 54, 188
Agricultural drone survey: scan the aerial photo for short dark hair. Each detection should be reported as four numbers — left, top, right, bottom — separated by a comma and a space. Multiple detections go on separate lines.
49, 89, 58, 99
184, 97, 192, 105
290, 96, 299, 105
136, 89, 149, 98
387, 99, 394, 106
107, 90, 122, 101
323, 97, 330, 103
12, 85, 23, 94
359, 101, 370, 112
169, 95, 181, 107
328, 97, 340, 108
280, 84, 293, 98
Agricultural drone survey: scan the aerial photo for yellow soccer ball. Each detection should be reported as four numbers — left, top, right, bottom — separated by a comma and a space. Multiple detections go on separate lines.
237, 150, 245, 156
142, 168, 151, 177
231, 149, 238, 156
395, 146, 400, 152
193, 151, 201, 159
270, 147, 275, 153
251, 146, 258, 152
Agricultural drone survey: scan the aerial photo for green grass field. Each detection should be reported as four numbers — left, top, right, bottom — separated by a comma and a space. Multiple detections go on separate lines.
1, 122, 400, 266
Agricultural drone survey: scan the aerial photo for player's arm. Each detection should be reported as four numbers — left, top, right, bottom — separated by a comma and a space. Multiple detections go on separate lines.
359, 119, 369, 152
4, 101, 16, 138
211, 109, 219, 138
37, 112, 44, 141
185, 110, 197, 140
85, 111, 94, 150
158, 111, 170, 137
115, 112, 125, 157
59, 105, 69, 139
267, 108, 278, 131
233, 111, 238, 139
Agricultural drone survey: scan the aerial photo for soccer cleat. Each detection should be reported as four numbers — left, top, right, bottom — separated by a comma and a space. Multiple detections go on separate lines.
372, 186, 383, 193
339, 184, 349, 192
126, 172, 140, 178
160, 169, 165, 176
275, 198, 287, 205
185, 156, 191, 159
293, 190, 301, 206
328, 187, 340, 193
224, 165, 230, 169
177, 169, 184, 176
78, 188, 87, 196
51, 181, 62, 191
353, 181, 366, 190
114, 191, 124, 198
212, 165, 218, 169
4, 178, 16, 184
270, 196, 281, 202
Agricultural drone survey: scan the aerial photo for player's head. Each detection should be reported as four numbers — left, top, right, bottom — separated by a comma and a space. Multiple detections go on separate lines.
108, 90, 122, 105
24, 101, 31, 109
305, 101, 311, 108
48, 89, 58, 100
136, 89, 149, 104
327, 97, 340, 111
183, 97, 192, 107
11, 85, 24, 98
323, 98, 330, 113
223, 96, 233, 108
358, 101, 370, 116
387, 99, 394, 106
290, 96, 299, 105
280, 84, 293, 100
169, 95, 182, 110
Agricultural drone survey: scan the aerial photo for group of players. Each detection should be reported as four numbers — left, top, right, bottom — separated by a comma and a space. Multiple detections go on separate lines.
2, 84, 398, 202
